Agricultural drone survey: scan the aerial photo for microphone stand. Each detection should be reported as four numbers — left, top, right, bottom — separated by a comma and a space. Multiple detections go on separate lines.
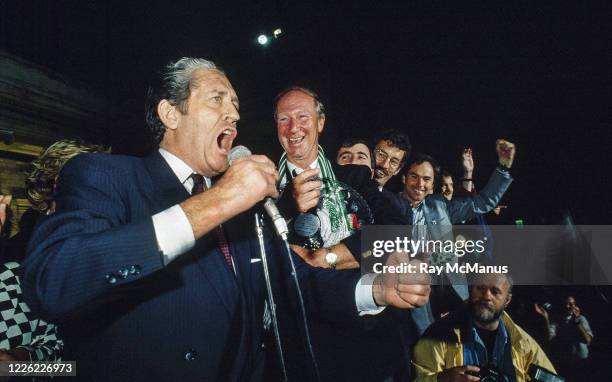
255, 213, 288, 382
256, 205, 322, 382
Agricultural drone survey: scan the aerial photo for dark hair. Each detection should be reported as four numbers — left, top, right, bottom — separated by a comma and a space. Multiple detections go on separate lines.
374, 130, 411, 168
440, 169, 454, 179
273, 86, 326, 121
337, 138, 375, 169
403, 153, 440, 180
145, 58, 221, 144
439, 169, 454, 193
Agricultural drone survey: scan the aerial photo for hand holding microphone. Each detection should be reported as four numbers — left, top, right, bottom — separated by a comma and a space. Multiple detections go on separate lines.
180, 146, 280, 239
227, 146, 288, 238
215, 146, 279, 211
292, 168, 322, 213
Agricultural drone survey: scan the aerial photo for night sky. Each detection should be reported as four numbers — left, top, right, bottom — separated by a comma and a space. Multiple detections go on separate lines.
2, 0, 610, 224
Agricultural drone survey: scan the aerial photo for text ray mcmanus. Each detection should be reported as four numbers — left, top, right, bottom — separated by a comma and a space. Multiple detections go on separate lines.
372, 262, 508, 276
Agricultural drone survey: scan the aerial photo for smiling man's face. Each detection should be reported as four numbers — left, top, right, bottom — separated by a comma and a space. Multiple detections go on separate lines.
373, 140, 406, 187
402, 161, 434, 206
275, 90, 324, 167
161, 68, 240, 177
441, 175, 454, 200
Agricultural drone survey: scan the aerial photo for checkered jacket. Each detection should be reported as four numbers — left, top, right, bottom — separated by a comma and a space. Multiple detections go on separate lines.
1, 262, 63, 360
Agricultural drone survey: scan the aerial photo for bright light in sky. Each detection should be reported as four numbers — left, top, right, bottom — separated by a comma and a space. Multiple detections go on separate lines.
257, 34, 269, 45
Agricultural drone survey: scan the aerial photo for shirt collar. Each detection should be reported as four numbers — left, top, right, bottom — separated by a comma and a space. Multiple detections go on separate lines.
399, 192, 425, 209
158, 148, 211, 193
467, 317, 510, 362
286, 159, 319, 177
412, 201, 425, 213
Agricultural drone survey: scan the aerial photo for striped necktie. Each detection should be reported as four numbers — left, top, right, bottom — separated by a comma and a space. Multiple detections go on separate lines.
190, 174, 233, 270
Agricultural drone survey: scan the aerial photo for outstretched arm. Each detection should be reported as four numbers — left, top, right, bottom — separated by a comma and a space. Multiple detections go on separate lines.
461, 148, 474, 192
448, 139, 515, 223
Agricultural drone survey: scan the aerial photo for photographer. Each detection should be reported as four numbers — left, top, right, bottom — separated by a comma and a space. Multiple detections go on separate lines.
535, 295, 593, 380
413, 272, 556, 382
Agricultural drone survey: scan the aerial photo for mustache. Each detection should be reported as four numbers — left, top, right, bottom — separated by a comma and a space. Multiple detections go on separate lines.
375, 167, 389, 176
474, 300, 494, 309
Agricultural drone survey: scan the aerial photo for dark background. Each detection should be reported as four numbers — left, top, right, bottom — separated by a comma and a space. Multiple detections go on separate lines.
2, 1, 611, 377
1, 0, 610, 224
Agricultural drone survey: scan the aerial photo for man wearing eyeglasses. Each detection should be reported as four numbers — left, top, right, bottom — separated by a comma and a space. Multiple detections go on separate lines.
373, 130, 412, 192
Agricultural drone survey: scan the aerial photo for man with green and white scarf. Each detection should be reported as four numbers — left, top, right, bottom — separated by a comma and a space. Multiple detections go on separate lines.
274, 86, 364, 269
273, 86, 427, 381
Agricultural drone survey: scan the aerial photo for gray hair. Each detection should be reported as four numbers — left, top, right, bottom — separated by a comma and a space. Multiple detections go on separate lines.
145, 57, 222, 144
273, 86, 326, 121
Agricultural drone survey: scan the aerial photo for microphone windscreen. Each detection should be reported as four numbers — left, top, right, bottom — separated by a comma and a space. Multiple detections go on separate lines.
228, 145, 252, 166
293, 213, 321, 237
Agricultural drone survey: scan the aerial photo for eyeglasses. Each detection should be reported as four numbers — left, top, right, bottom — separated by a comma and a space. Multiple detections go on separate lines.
374, 149, 401, 169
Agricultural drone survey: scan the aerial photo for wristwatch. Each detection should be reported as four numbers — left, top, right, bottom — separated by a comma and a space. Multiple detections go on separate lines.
324, 250, 338, 269
497, 163, 511, 173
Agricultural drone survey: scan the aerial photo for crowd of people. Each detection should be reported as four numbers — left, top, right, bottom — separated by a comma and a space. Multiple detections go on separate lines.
0, 56, 600, 381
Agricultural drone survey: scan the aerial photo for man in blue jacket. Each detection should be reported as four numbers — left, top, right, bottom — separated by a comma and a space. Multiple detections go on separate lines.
391, 140, 515, 335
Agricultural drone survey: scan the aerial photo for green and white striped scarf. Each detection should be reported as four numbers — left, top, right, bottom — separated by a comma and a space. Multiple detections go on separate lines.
278, 146, 352, 245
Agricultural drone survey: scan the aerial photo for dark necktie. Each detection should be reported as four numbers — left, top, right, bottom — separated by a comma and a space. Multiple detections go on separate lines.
190, 174, 233, 270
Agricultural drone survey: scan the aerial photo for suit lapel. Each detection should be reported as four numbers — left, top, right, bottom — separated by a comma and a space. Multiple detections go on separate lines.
143, 151, 190, 212
143, 151, 239, 316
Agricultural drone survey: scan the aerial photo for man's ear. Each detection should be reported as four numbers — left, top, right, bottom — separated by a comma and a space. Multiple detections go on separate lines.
157, 99, 179, 131
317, 114, 325, 133
401, 175, 406, 184
505, 293, 513, 308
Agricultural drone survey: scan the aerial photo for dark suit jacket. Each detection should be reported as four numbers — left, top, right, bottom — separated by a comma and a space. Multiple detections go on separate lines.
275, 163, 415, 381
21, 152, 364, 382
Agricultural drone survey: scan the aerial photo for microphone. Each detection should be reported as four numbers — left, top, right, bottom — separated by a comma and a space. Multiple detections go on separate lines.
228, 145, 289, 240
293, 213, 324, 250
293, 213, 320, 239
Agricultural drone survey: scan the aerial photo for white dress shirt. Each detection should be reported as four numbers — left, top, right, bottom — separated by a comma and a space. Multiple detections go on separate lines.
151, 149, 382, 314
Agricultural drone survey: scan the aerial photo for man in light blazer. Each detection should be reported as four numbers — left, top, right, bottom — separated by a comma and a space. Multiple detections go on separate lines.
391, 140, 516, 335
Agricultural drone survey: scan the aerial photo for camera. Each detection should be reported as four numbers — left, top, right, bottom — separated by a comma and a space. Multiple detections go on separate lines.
528, 365, 565, 382
466, 364, 505, 382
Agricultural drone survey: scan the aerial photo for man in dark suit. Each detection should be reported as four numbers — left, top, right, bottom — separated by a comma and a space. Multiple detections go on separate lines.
273, 88, 420, 381
21, 58, 429, 381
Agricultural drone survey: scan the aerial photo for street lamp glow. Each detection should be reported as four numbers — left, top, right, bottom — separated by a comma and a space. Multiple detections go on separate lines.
257, 34, 269, 45
273, 28, 282, 38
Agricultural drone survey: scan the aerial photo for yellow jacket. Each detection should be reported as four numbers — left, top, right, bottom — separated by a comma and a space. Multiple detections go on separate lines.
413, 312, 556, 382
